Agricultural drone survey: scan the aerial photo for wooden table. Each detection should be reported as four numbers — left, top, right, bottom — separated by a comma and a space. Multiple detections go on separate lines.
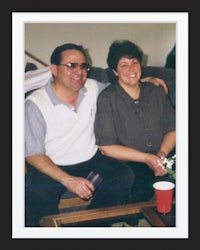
141, 204, 175, 227
39, 199, 175, 227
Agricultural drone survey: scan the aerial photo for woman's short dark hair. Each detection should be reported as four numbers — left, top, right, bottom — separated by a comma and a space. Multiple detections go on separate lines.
50, 43, 88, 65
107, 40, 144, 71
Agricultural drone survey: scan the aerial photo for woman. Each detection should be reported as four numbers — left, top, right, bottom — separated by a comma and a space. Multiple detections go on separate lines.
94, 40, 176, 204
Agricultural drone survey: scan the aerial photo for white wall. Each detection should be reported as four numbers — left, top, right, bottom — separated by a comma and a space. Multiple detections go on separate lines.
25, 23, 176, 69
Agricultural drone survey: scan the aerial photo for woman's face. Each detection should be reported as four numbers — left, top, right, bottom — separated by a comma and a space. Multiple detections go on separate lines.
114, 57, 142, 87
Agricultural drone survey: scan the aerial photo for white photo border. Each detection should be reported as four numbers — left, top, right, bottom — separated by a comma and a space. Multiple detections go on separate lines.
12, 12, 189, 239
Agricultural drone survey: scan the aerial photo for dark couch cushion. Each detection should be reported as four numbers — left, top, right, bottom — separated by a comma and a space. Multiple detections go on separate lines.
142, 66, 175, 108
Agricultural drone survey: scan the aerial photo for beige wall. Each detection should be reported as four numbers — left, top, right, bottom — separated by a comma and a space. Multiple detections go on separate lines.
25, 23, 176, 69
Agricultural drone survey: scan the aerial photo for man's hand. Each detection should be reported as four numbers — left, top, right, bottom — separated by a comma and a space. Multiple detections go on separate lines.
141, 77, 168, 94
64, 176, 95, 200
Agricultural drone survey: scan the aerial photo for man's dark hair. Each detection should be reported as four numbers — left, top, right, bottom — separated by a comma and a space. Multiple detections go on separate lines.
50, 43, 88, 65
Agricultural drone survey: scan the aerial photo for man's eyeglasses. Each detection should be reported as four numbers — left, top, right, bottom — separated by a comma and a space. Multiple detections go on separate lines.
59, 63, 90, 72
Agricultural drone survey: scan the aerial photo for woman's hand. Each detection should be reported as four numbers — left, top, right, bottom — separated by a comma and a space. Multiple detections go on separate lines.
145, 153, 168, 176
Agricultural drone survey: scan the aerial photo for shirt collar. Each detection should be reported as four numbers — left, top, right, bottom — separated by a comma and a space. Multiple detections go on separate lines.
44, 78, 87, 108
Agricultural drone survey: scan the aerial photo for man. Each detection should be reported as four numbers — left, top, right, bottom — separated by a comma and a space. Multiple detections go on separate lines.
25, 43, 135, 227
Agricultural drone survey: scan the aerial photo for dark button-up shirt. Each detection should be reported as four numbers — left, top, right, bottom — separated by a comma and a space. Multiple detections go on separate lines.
94, 82, 175, 153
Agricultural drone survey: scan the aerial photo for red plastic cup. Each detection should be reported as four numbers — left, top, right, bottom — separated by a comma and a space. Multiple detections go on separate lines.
153, 181, 175, 214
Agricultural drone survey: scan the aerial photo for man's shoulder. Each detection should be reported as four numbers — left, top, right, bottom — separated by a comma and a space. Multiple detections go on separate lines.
98, 83, 115, 98
25, 86, 49, 107
86, 78, 110, 93
26, 86, 46, 98
86, 78, 98, 84
85, 78, 99, 90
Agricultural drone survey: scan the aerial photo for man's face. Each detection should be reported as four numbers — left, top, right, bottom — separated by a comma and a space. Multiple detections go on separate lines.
52, 49, 89, 92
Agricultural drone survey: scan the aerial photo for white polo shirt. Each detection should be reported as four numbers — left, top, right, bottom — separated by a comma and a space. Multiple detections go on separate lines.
25, 78, 109, 165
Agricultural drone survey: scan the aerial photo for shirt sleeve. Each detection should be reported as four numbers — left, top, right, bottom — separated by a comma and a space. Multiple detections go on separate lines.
25, 66, 52, 94
25, 99, 46, 157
